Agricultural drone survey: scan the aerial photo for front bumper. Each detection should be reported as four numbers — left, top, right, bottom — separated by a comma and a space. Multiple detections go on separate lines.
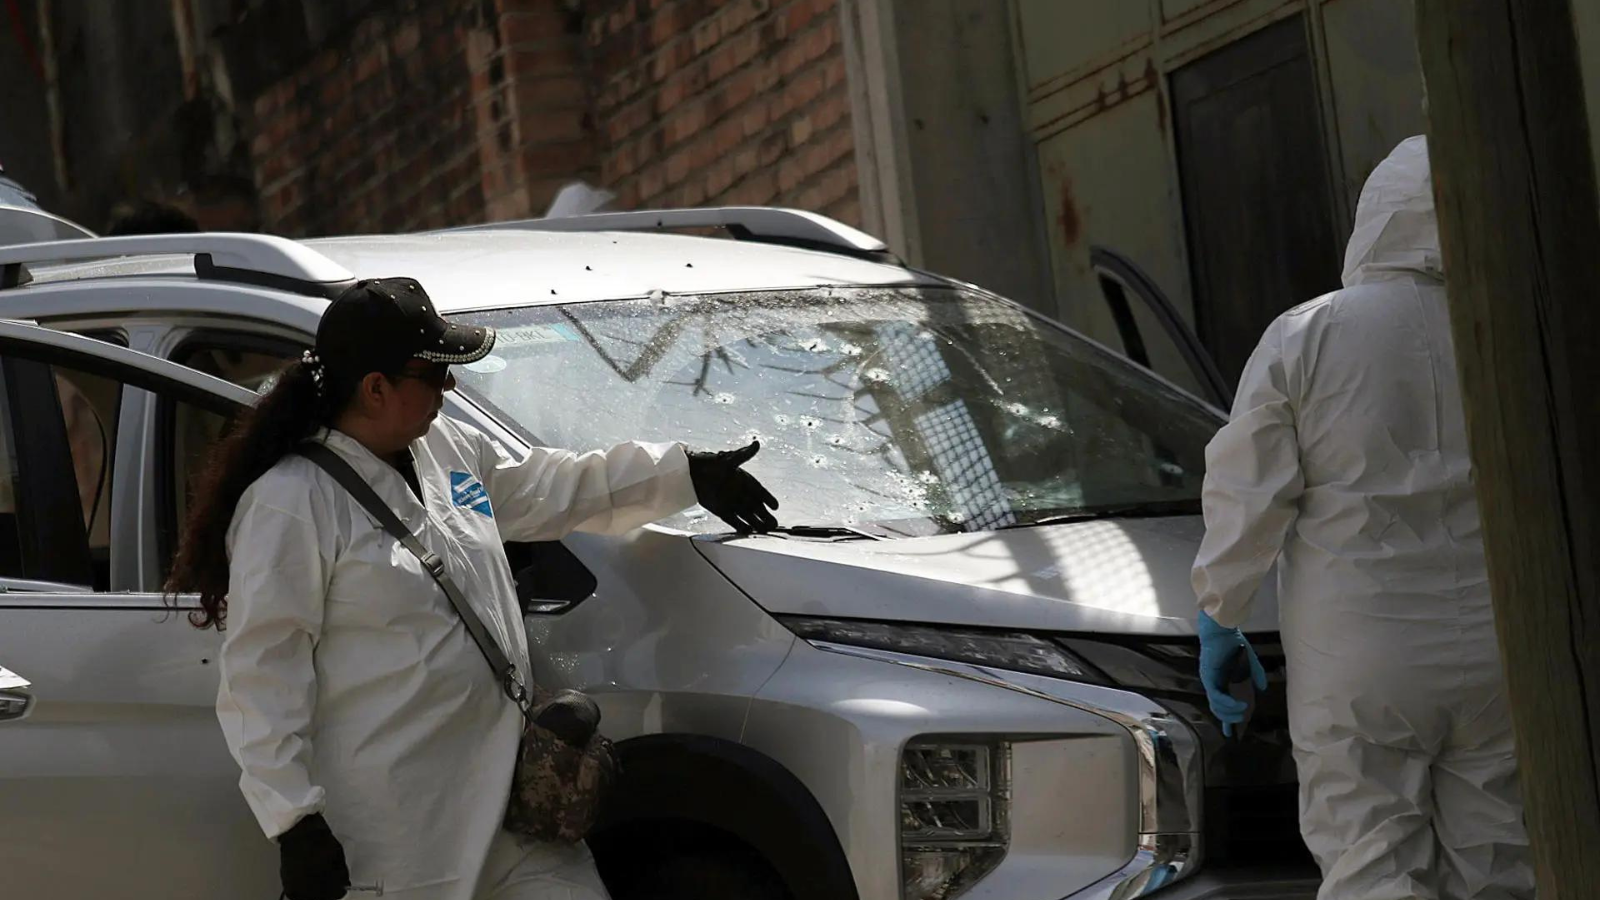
742, 637, 1317, 900
822, 642, 1204, 899
1128, 869, 1319, 900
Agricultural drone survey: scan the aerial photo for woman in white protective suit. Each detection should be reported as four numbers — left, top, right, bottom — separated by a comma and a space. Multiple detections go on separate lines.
165, 278, 779, 900
1190, 136, 1535, 899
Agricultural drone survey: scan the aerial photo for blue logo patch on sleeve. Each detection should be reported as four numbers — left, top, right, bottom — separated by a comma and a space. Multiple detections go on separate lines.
450, 471, 494, 518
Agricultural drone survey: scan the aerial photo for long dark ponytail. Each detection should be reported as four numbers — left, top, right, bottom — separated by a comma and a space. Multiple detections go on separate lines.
165, 357, 361, 628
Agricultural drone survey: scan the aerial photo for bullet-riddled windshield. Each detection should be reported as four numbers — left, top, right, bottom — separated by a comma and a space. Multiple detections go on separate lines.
454, 287, 1220, 535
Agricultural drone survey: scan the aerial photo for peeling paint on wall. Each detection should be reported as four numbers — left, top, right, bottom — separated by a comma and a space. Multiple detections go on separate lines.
1057, 176, 1081, 246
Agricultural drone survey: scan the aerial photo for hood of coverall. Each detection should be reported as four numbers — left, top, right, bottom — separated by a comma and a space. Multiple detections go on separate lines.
1341, 135, 1443, 288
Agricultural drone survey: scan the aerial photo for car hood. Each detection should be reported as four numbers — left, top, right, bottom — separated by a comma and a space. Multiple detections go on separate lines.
693, 516, 1279, 637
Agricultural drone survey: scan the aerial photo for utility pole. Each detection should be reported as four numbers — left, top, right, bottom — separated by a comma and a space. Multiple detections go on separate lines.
1415, 1, 1600, 895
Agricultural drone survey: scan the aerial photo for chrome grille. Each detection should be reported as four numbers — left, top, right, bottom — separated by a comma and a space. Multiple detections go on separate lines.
1053, 632, 1310, 866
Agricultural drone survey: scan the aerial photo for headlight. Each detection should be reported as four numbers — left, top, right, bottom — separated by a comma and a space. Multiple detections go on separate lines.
779, 616, 1106, 683
901, 743, 1008, 900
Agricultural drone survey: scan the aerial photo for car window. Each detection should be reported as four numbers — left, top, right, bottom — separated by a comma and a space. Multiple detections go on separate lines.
0, 371, 23, 577
454, 286, 1221, 535
51, 366, 122, 587
45, 331, 133, 588
0, 357, 121, 590
163, 339, 299, 572
179, 345, 297, 392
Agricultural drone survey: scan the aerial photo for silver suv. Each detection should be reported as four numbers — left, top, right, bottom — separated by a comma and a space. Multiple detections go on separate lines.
0, 210, 1319, 899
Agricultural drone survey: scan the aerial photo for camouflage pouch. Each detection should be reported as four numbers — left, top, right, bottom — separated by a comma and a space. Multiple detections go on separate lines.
503, 690, 619, 844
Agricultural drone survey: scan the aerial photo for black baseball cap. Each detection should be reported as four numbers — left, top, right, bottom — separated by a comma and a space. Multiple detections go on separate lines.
315, 277, 496, 377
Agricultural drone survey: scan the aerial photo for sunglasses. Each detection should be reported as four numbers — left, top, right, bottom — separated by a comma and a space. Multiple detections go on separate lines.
395, 363, 451, 390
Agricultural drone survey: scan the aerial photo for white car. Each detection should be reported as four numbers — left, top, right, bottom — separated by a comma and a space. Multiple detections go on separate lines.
0, 210, 1319, 899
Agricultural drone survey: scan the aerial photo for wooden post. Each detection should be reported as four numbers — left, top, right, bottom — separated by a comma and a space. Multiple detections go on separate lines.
1414, 1, 1600, 894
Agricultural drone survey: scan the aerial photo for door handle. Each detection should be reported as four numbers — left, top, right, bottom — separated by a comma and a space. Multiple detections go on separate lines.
0, 689, 33, 721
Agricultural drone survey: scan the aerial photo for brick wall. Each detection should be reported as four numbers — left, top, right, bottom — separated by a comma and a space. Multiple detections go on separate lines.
245, 2, 476, 235
587, 0, 860, 226
476, 0, 597, 221
242, 0, 592, 235
235, 0, 860, 236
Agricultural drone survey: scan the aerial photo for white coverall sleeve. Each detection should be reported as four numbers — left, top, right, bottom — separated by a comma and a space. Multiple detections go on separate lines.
216, 496, 332, 839
1192, 318, 1305, 628
474, 430, 699, 542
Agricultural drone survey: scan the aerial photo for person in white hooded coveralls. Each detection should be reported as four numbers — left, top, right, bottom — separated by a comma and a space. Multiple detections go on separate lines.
1191, 136, 1535, 898
165, 277, 779, 900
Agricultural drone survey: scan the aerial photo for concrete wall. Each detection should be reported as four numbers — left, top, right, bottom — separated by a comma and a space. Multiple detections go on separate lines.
1319, 0, 1427, 213
891, 0, 1053, 308
838, 0, 1054, 310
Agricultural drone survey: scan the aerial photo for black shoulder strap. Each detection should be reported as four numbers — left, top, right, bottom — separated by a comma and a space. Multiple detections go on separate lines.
296, 442, 532, 716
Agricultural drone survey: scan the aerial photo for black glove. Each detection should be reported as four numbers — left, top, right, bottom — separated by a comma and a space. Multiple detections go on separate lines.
687, 441, 780, 534
278, 813, 350, 900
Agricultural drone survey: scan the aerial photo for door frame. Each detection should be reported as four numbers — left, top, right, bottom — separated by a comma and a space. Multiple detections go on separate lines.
0, 320, 252, 599
1091, 245, 1233, 408
0, 321, 254, 411
150, 327, 308, 584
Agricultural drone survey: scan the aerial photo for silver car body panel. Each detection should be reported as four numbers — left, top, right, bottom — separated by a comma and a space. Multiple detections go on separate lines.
522, 528, 799, 743
0, 322, 277, 894
695, 520, 1281, 637
743, 638, 1144, 900
0, 603, 278, 894
796, 641, 1208, 899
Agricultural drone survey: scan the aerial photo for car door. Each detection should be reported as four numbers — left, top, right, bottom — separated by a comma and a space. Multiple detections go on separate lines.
1091, 245, 1234, 410
0, 321, 273, 898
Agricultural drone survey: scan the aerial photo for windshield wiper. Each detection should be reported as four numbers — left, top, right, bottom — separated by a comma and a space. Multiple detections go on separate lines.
748, 524, 886, 541
993, 500, 1202, 531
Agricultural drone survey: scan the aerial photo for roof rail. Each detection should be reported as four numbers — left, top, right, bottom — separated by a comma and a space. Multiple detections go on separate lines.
0, 233, 356, 298
451, 207, 895, 260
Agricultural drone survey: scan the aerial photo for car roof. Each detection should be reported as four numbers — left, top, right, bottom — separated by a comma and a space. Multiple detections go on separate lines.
24, 229, 945, 313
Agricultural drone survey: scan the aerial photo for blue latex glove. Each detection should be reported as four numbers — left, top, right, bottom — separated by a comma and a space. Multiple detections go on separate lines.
1197, 611, 1268, 737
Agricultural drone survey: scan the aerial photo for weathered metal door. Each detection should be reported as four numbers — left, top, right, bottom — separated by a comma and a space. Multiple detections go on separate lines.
1170, 13, 1342, 384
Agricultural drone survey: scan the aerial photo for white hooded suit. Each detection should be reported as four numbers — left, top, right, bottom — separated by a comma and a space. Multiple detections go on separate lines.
1192, 136, 1534, 899
218, 416, 697, 899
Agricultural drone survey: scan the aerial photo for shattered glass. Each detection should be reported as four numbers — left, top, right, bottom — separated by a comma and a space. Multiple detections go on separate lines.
456, 286, 1218, 535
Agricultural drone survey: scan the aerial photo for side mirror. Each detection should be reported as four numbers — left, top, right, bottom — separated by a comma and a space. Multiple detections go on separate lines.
504, 541, 598, 614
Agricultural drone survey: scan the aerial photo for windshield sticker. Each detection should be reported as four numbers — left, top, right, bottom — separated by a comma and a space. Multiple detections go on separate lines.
496, 323, 582, 346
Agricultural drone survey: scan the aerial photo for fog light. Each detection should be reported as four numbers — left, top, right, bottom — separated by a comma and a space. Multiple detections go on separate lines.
903, 798, 988, 837
901, 743, 1008, 900
904, 850, 1002, 900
